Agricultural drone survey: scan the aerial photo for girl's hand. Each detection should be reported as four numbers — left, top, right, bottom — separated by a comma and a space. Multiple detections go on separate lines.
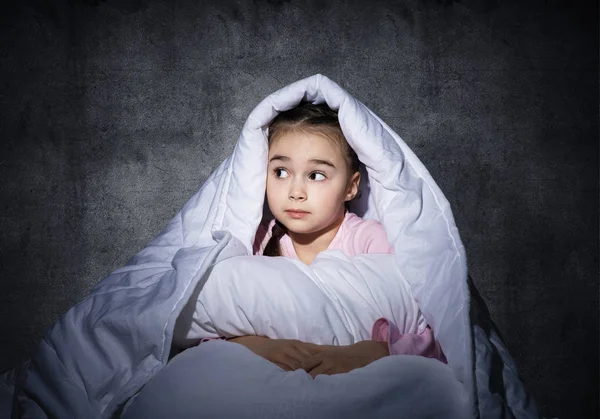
301, 340, 389, 379
228, 336, 327, 372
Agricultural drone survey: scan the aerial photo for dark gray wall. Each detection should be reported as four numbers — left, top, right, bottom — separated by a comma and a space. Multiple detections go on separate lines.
0, 0, 597, 417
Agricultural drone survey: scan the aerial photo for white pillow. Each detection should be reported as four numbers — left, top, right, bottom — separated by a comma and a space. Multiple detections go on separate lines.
185, 250, 427, 346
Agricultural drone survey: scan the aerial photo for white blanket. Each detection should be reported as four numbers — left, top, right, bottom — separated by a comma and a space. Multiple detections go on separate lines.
1, 74, 540, 419
175, 252, 427, 345
122, 340, 469, 419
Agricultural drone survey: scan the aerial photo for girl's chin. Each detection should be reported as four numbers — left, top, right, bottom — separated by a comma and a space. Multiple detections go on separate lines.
285, 224, 332, 238
282, 221, 315, 233
285, 224, 314, 234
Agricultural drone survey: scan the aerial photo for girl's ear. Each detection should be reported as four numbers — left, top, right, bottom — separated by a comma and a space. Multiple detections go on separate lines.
345, 171, 361, 201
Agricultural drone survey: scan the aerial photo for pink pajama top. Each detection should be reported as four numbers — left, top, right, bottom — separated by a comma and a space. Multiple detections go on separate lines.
203, 211, 446, 363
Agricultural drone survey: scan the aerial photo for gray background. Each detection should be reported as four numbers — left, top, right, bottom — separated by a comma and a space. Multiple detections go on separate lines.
0, 0, 597, 417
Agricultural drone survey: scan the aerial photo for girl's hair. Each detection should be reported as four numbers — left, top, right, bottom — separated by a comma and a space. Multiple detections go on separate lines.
262, 102, 361, 257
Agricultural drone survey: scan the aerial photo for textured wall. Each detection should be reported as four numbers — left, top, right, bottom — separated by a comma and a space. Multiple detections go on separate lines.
0, 0, 597, 417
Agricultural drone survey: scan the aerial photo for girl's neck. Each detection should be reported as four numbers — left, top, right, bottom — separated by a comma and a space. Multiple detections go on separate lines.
287, 211, 346, 256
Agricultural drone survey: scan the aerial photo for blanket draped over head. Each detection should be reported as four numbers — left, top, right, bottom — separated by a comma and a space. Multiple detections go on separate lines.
0, 74, 539, 418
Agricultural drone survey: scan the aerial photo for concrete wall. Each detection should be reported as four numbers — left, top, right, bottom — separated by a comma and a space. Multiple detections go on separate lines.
0, 0, 597, 417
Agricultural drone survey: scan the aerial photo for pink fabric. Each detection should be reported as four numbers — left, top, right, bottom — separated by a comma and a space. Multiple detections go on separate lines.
253, 211, 394, 258
371, 318, 447, 363
197, 212, 446, 364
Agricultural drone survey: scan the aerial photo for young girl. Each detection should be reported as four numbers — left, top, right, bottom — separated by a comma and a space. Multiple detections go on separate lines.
253, 101, 393, 263
201, 102, 446, 377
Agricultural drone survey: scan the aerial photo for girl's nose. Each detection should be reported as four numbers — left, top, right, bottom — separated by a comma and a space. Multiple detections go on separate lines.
289, 192, 306, 201
289, 181, 306, 201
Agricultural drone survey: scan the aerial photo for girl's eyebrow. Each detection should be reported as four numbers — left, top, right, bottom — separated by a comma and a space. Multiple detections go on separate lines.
268, 154, 336, 168
309, 158, 336, 168
269, 154, 290, 162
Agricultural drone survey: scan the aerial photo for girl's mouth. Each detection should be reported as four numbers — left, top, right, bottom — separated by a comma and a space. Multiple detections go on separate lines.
285, 210, 310, 219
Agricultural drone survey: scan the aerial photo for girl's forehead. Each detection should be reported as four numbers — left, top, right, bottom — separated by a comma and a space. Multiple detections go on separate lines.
268, 132, 344, 161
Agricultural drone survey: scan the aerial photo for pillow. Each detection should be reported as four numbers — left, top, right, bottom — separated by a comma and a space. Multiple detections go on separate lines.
186, 250, 427, 345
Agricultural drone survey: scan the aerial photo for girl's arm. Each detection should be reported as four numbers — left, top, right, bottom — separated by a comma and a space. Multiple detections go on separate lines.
196, 336, 333, 348
198, 327, 443, 364
228, 336, 337, 352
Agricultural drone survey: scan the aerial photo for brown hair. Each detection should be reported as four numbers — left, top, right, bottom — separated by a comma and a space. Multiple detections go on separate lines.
262, 102, 361, 257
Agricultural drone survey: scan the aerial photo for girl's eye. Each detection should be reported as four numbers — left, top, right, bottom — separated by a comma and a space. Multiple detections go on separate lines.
310, 172, 326, 181
274, 168, 289, 178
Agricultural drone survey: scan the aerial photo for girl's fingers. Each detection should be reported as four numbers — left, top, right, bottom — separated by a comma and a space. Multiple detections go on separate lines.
294, 344, 317, 359
291, 352, 326, 372
274, 362, 291, 371
301, 357, 323, 372
283, 347, 304, 364
309, 363, 331, 379
304, 343, 326, 356
280, 353, 303, 371
278, 341, 331, 371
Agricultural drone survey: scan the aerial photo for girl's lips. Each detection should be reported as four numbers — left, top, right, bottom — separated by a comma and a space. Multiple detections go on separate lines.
285, 210, 310, 219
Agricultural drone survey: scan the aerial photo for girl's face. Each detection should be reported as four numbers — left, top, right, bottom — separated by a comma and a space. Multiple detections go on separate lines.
266, 131, 360, 237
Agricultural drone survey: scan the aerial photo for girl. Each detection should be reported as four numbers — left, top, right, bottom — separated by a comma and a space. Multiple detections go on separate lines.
253, 101, 393, 263
206, 102, 446, 377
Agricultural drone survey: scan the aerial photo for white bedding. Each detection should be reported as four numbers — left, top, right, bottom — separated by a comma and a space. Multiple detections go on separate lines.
122, 340, 469, 419
2, 74, 540, 419
174, 252, 427, 346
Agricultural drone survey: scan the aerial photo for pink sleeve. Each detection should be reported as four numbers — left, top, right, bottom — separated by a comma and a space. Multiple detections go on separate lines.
371, 317, 447, 363
354, 220, 394, 255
